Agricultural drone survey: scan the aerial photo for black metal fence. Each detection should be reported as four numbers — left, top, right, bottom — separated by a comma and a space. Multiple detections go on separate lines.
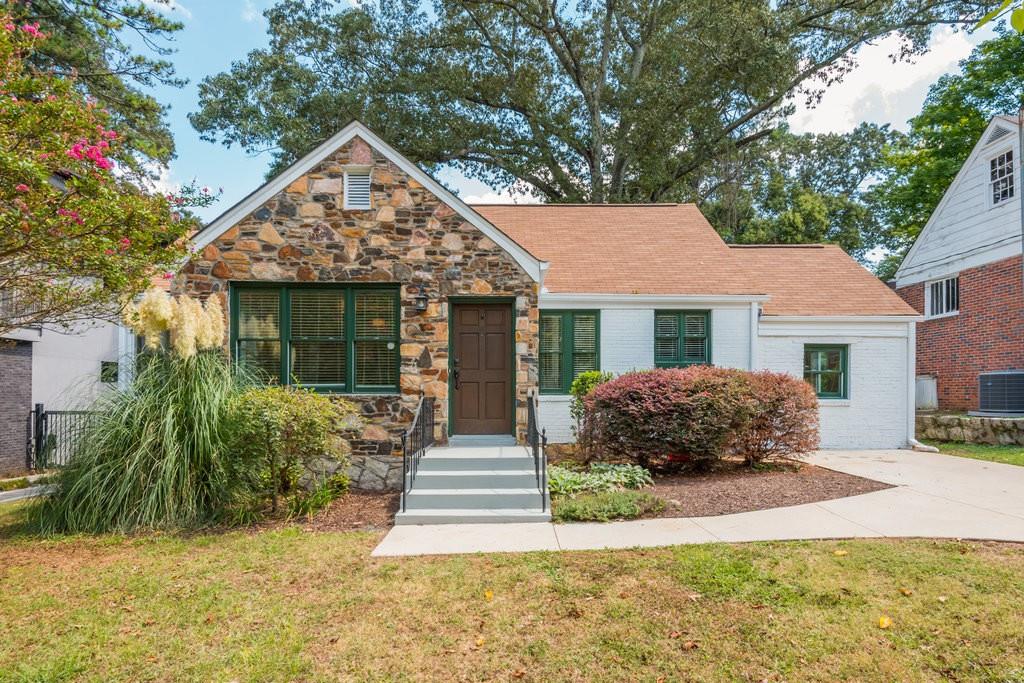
27, 404, 96, 470
527, 391, 548, 511
400, 394, 436, 512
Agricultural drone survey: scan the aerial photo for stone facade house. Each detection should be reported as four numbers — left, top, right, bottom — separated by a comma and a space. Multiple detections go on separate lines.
183, 121, 922, 491
894, 116, 1024, 414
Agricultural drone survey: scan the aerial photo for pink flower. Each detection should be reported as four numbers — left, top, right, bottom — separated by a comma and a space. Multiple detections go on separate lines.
104, 249, 114, 256
15, 183, 29, 192
57, 208, 84, 225
66, 141, 85, 160
163, 272, 173, 280
20, 23, 41, 37
4, 23, 15, 32
119, 237, 131, 250
102, 129, 118, 140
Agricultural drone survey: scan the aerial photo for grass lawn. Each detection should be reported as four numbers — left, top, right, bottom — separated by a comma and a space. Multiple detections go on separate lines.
1, 503, 1024, 682
923, 440, 1024, 467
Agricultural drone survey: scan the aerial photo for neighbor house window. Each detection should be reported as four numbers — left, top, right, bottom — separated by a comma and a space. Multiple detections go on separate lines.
804, 345, 848, 399
926, 275, 959, 318
990, 150, 1014, 205
539, 310, 599, 393
230, 285, 399, 392
343, 168, 372, 210
100, 361, 118, 384
654, 311, 710, 367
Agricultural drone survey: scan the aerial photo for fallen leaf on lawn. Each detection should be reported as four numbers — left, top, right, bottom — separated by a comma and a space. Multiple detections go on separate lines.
204, 613, 215, 624
686, 593, 703, 602
878, 616, 892, 629
618, 591, 629, 599
833, 550, 848, 557
900, 588, 913, 596
669, 631, 681, 639
683, 640, 699, 650
484, 589, 493, 601
512, 671, 525, 679
475, 636, 485, 647
938, 596, 948, 603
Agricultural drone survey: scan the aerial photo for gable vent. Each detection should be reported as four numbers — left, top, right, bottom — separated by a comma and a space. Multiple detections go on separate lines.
986, 126, 1013, 145
344, 170, 371, 210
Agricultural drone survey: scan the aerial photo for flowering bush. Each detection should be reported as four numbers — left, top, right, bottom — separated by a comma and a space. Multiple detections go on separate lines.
726, 371, 820, 465
580, 366, 819, 471
0, 14, 217, 335
123, 288, 226, 357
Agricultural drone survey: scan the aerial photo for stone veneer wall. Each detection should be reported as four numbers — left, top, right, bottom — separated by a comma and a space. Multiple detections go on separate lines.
916, 413, 1024, 446
0, 340, 31, 476
174, 136, 539, 490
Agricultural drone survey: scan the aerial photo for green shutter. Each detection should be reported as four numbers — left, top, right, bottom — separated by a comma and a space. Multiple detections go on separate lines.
353, 290, 398, 389
655, 311, 710, 367
654, 313, 679, 364
572, 313, 598, 377
539, 313, 563, 392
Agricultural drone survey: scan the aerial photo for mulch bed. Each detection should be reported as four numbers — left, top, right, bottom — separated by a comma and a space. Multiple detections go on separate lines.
295, 490, 399, 532
645, 459, 892, 519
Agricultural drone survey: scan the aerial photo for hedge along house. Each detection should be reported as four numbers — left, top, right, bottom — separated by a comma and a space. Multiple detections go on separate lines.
180, 121, 922, 491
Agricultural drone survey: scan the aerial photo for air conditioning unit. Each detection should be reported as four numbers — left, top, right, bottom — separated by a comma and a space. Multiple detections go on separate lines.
978, 371, 1024, 415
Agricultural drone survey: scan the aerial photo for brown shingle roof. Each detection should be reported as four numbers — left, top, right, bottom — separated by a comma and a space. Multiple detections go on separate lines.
472, 204, 917, 316
473, 204, 760, 296
728, 245, 918, 316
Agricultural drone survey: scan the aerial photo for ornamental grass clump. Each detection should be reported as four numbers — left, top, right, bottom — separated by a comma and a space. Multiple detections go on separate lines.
32, 289, 241, 534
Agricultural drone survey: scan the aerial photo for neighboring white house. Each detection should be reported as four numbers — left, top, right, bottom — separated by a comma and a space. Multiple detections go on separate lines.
893, 115, 1024, 413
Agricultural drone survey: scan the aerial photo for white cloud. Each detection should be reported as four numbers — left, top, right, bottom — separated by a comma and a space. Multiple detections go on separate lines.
140, 0, 192, 20
789, 26, 981, 135
241, 0, 260, 23
464, 190, 541, 205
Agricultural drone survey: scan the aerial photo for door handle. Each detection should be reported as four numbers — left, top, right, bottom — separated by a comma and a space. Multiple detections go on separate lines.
453, 358, 461, 390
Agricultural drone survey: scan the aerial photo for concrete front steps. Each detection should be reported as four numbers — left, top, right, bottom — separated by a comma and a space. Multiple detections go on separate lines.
394, 445, 551, 525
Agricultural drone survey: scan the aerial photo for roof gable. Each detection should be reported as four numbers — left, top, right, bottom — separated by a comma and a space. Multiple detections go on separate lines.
894, 116, 1022, 286
191, 121, 545, 282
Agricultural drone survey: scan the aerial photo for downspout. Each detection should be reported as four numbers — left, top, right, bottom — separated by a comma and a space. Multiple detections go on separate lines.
905, 319, 938, 452
748, 301, 759, 370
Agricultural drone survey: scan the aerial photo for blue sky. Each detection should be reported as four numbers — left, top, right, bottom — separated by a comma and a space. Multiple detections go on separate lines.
138, 1, 998, 223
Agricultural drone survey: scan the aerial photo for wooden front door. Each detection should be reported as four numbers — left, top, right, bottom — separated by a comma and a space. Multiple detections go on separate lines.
452, 303, 513, 435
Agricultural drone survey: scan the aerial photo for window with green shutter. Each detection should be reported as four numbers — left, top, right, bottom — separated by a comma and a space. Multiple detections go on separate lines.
803, 345, 848, 399
231, 285, 399, 393
538, 310, 599, 394
654, 311, 710, 367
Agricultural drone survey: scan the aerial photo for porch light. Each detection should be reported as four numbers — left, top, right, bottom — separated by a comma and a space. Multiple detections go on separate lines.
413, 285, 429, 312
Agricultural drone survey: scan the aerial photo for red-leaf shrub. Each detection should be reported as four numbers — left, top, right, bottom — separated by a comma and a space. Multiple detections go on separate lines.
579, 367, 753, 471
579, 367, 820, 471
727, 371, 820, 465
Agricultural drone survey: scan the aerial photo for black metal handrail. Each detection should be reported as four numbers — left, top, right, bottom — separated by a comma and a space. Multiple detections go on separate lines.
526, 391, 548, 512
400, 393, 435, 512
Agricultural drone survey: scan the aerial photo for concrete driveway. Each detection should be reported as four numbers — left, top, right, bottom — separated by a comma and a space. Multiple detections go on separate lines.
372, 449, 1024, 557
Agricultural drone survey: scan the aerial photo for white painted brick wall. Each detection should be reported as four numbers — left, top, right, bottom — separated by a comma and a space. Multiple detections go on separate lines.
538, 395, 573, 443
757, 332, 909, 449
711, 308, 750, 369
601, 309, 654, 373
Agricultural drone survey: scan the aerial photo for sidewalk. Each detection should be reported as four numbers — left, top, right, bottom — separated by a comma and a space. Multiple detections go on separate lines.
371, 449, 1024, 557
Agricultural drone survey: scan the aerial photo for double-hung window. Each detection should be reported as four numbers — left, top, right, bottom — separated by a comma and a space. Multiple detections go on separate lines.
990, 150, 1014, 205
926, 275, 959, 318
654, 311, 710, 367
804, 345, 848, 399
231, 285, 399, 393
539, 310, 599, 393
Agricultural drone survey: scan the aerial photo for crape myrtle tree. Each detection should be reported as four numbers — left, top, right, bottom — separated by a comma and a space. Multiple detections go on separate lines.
191, 0, 995, 211
0, 15, 214, 336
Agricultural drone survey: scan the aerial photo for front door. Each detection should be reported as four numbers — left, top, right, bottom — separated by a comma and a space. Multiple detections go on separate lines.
452, 303, 513, 435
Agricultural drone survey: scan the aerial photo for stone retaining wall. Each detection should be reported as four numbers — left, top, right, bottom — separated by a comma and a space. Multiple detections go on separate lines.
916, 413, 1024, 446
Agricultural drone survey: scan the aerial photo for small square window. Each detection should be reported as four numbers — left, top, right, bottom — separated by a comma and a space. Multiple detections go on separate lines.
804, 345, 848, 399
926, 275, 959, 318
344, 170, 371, 210
100, 361, 118, 384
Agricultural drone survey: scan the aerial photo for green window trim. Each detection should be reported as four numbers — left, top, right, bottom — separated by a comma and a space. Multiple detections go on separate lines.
803, 344, 849, 399
539, 310, 600, 394
229, 283, 400, 394
654, 310, 711, 367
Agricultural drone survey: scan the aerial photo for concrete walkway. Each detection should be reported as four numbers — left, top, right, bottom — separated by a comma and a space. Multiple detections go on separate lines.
371, 449, 1024, 557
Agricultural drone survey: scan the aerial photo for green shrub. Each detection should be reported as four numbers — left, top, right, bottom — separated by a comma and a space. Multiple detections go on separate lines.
288, 473, 349, 518
569, 371, 613, 439
226, 386, 359, 514
547, 463, 653, 497
552, 490, 664, 522
32, 350, 243, 534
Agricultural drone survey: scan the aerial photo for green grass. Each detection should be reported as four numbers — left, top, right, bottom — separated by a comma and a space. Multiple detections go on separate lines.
552, 490, 665, 522
0, 478, 30, 492
924, 440, 1024, 467
1, 502, 1024, 681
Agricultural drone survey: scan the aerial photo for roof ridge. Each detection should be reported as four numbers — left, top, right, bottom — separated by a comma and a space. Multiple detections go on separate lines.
729, 244, 828, 249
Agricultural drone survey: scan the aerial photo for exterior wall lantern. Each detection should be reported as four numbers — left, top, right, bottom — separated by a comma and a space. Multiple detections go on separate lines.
413, 285, 429, 312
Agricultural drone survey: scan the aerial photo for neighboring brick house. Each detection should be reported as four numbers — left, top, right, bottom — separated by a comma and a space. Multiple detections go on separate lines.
0, 340, 31, 475
183, 121, 920, 490
894, 116, 1024, 413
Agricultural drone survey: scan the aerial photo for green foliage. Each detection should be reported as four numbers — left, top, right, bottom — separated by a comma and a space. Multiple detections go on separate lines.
569, 370, 613, 439
547, 463, 653, 498
191, 0, 986, 205
288, 474, 350, 518
0, 19, 217, 335
226, 386, 359, 513
873, 31, 1024, 279
9, 0, 185, 164
32, 350, 243, 534
552, 490, 664, 523
0, 477, 30, 492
